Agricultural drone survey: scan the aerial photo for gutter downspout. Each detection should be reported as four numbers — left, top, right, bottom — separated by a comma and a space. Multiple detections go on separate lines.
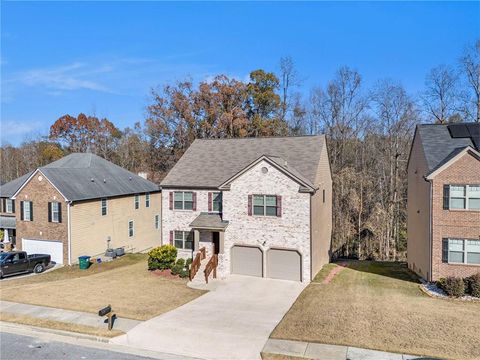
67, 201, 72, 265
424, 176, 433, 282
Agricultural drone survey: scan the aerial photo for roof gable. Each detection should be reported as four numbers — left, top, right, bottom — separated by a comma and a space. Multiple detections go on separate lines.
161, 135, 325, 188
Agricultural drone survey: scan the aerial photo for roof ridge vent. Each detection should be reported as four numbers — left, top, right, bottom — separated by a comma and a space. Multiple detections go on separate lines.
90, 178, 94, 182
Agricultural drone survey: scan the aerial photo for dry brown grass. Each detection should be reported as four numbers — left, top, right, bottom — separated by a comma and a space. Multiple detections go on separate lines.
0, 255, 206, 320
271, 261, 480, 360
0, 313, 124, 338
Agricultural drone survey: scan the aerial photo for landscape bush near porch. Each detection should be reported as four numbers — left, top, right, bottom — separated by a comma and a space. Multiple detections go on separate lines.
147, 245, 192, 278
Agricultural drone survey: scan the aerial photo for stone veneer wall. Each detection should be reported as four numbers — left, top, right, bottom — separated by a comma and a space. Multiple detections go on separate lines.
222, 160, 311, 282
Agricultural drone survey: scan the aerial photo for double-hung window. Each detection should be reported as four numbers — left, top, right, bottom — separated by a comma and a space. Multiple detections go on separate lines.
447, 185, 480, 210
134, 194, 140, 210
128, 220, 134, 237
174, 231, 193, 250
174, 192, 193, 210
145, 193, 150, 208
155, 214, 160, 230
253, 195, 278, 216
101, 198, 107, 216
51, 202, 60, 223
22, 201, 33, 221
212, 192, 222, 212
444, 239, 480, 265
5, 199, 13, 213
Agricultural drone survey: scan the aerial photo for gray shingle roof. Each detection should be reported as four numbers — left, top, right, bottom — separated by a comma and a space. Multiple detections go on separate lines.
417, 124, 476, 173
4, 153, 159, 202
161, 135, 325, 188
0, 172, 34, 198
0, 215, 16, 229
190, 213, 229, 229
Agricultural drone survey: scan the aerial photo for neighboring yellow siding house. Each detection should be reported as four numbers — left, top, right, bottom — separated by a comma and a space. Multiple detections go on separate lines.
70, 192, 162, 262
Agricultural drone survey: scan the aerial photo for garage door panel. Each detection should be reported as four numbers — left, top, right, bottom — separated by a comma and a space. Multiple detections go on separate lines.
22, 239, 63, 264
231, 246, 263, 277
267, 249, 301, 281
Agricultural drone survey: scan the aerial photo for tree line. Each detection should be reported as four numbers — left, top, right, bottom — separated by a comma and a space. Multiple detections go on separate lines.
1, 39, 479, 260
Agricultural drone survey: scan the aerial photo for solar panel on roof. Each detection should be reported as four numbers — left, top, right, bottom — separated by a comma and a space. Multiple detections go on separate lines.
448, 123, 470, 138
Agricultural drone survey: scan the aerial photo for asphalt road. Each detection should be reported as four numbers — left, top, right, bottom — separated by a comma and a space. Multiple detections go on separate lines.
0, 332, 157, 360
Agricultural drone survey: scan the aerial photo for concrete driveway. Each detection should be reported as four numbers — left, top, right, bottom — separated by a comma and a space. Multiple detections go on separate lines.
112, 275, 305, 360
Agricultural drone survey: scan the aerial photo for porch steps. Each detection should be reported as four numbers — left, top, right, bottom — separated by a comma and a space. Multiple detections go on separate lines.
189, 258, 213, 286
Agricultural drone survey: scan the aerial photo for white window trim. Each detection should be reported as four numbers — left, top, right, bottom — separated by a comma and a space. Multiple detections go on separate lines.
447, 238, 480, 265
134, 194, 140, 209
23, 201, 32, 222
155, 214, 160, 230
449, 184, 480, 211
145, 193, 150, 208
101, 198, 108, 216
174, 191, 193, 211
253, 194, 278, 217
174, 230, 193, 250
5, 199, 13, 213
51, 202, 60, 223
128, 220, 134, 237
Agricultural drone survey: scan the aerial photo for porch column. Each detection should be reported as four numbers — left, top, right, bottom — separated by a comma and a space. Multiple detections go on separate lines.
219, 231, 225, 254
193, 229, 200, 251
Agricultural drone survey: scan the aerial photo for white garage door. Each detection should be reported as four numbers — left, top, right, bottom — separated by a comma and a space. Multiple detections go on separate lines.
267, 249, 301, 281
22, 239, 64, 264
231, 245, 263, 277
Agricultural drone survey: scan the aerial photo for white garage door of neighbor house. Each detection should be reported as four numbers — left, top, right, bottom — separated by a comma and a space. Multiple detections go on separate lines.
22, 239, 63, 265
231, 245, 263, 277
267, 249, 301, 281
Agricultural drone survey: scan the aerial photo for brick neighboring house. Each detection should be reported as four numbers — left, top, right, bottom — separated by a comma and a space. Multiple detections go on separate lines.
407, 123, 480, 281
161, 135, 332, 283
0, 153, 161, 265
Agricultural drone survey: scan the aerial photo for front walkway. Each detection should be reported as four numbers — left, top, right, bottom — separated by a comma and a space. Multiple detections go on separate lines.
111, 275, 306, 360
263, 339, 439, 360
0, 300, 141, 332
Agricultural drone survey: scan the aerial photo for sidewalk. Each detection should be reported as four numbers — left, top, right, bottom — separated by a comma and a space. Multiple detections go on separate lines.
0, 300, 141, 332
263, 339, 440, 360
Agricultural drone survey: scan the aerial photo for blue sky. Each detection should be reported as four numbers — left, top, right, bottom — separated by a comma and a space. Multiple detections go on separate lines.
1, 1, 479, 145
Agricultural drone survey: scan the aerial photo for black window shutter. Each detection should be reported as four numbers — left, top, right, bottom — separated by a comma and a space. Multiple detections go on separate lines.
442, 238, 449, 263
48, 202, 52, 222
1, 198, 5, 212
443, 185, 450, 210
11, 200, 15, 213
30, 202, 33, 221
20, 201, 24, 220
58, 203, 62, 223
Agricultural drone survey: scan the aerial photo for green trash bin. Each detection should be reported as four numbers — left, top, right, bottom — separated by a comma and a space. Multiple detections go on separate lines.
78, 256, 91, 270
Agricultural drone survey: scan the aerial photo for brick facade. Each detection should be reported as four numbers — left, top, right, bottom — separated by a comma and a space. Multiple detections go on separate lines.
431, 152, 480, 280
15, 171, 69, 264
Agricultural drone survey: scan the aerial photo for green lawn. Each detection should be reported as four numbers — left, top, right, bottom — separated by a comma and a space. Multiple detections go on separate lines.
271, 261, 480, 360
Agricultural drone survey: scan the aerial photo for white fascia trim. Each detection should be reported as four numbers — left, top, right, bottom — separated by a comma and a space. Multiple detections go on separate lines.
11, 169, 70, 202
67, 201, 72, 265
218, 155, 315, 192
426, 146, 480, 180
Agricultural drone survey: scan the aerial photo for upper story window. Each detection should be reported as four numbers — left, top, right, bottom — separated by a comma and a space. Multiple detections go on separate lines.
209, 192, 222, 212
128, 220, 134, 237
251, 195, 281, 217
174, 191, 194, 210
145, 193, 150, 208
48, 201, 62, 223
5, 199, 14, 213
444, 185, 480, 210
155, 214, 160, 230
101, 198, 108, 216
443, 238, 480, 265
134, 194, 140, 210
21, 201, 33, 221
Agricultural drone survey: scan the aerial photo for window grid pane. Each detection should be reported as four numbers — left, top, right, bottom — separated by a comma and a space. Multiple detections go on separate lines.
450, 198, 465, 209
253, 195, 264, 206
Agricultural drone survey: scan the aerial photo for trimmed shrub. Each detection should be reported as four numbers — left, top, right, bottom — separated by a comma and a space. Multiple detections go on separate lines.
147, 245, 177, 270
464, 273, 480, 298
186, 258, 193, 267
176, 258, 185, 267
442, 276, 465, 297
170, 263, 189, 278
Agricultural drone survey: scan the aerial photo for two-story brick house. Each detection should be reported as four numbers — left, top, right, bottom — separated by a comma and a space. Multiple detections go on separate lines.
407, 123, 480, 281
1, 153, 161, 264
161, 135, 332, 282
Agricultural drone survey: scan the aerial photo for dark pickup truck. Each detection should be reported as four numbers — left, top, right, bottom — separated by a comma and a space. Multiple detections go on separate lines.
0, 251, 51, 279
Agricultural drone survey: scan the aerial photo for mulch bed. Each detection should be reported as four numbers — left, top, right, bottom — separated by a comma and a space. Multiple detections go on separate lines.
150, 269, 181, 280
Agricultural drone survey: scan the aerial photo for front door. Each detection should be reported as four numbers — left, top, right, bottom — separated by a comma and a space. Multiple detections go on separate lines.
212, 232, 220, 254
